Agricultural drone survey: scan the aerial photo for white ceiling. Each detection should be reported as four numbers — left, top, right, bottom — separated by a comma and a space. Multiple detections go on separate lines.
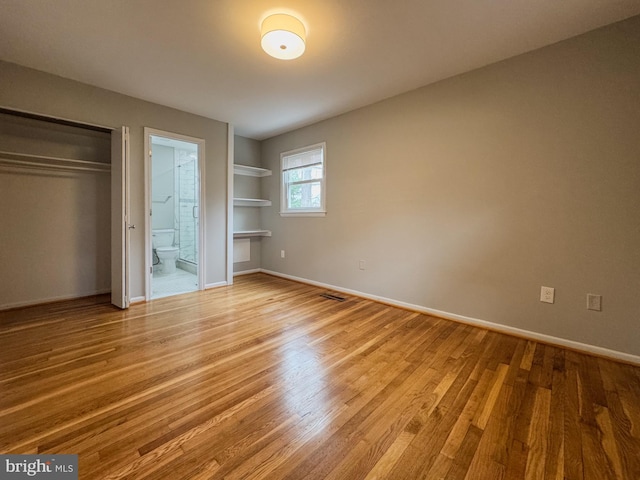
1, 1, 639, 140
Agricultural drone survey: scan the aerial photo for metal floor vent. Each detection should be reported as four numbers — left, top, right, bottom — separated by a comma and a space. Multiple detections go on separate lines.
320, 292, 347, 302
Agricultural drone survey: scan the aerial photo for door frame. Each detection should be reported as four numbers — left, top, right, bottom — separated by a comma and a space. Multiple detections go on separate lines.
144, 127, 206, 300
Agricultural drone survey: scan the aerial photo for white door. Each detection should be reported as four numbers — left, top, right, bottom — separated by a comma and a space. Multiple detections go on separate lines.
111, 126, 131, 309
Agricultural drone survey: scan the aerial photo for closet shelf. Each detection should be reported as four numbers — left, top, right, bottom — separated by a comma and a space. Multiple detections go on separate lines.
0, 150, 111, 173
233, 164, 272, 177
233, 198, 272, 207
233, 230, 272, 238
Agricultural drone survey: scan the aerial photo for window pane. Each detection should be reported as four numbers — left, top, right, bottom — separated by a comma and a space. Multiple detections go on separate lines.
287, 181, 321, 209
286, 169, 302, 183
288, 184, 303, 208
308, 165, 322, 180
285, 165, 322, 183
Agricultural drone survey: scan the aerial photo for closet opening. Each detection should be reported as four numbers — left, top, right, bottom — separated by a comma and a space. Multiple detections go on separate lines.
0, 107, 129, 310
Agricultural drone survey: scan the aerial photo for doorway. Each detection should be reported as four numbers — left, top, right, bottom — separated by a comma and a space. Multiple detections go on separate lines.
145, 129, 205, 299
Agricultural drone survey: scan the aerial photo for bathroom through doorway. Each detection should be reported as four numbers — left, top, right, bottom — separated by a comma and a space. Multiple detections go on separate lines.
145, 129, 205, 299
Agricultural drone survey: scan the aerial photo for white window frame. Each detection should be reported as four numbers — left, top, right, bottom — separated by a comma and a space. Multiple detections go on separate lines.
280, 142, 326, 217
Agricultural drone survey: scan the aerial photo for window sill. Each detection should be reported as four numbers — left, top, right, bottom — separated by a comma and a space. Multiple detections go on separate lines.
280, 211, 326, 218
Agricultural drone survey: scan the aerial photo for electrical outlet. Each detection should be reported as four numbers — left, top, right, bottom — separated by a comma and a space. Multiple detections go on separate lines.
359, 260, 366, 270
280, 250, 285, 259
587, 294, 602, 311
540, 286, 555, 304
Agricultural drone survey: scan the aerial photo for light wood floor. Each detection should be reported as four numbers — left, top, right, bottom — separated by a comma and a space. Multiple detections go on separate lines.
1, 274, 639, 479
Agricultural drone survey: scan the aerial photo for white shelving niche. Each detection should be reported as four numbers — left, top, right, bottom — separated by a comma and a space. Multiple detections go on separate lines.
233, 162, 272, 241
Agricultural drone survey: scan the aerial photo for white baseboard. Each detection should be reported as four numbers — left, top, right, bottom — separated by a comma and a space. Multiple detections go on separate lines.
0, 289, 111, 311
261, 269, 640, 366
234, 269, 262, 277
130, 296, 146, 304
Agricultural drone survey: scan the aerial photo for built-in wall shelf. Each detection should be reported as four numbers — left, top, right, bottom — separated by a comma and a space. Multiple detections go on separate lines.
233, 164, 272, 177
233, 230, 272, 238
233, 197, 272, 207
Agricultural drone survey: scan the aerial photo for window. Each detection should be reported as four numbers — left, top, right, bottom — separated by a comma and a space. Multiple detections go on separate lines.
280, 142, 326, 216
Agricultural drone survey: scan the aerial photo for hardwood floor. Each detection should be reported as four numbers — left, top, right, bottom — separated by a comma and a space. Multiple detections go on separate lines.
1, 273, 639, 479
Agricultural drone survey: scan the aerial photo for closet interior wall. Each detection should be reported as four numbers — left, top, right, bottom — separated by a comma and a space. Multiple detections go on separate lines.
0, 111, 112, 309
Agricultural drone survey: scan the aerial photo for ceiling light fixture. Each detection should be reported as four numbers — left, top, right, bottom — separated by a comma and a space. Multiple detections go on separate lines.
261, 13, 306, 60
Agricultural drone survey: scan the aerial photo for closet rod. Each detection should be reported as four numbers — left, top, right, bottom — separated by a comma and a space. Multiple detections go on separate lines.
0, 150, 110, 168
0, 158, 111, 174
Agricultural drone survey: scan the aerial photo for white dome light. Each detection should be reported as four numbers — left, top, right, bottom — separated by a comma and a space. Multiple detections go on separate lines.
261, 14, 306, 60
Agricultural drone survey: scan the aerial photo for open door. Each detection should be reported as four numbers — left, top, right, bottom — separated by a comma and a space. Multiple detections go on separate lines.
111, 126, 131, 308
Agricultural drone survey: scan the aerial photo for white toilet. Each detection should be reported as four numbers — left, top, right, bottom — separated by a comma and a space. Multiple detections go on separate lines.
153, 229, 179, 274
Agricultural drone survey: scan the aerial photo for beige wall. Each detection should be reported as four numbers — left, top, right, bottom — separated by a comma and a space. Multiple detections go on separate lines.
261, 16, 640, 356
0, 61, 229, 299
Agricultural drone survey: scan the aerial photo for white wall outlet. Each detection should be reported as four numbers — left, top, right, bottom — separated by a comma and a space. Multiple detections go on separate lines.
359, 260, 366, 270
280, 250, 285, 259
540, 286, 555, 304
587, 294, 602, 311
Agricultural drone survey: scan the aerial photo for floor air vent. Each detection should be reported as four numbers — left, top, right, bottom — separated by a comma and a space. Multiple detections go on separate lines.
320, 293, 347, 302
